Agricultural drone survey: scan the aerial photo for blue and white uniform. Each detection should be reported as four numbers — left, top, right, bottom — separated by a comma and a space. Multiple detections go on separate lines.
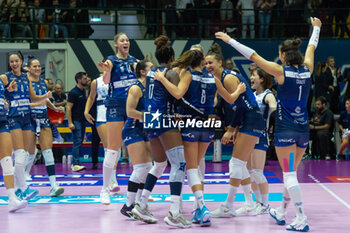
181, 69, 217, 143
222, 69, 265, 137
144, 66, 175, 138
254, 89, 273, 151
105, 55, 138, 122
122, 80, 148, 146
30, 78, 50, 131
274, 65, 311, 148
0, 78, 10, 133
95, 76, 108, 127
5, 72, 32, 131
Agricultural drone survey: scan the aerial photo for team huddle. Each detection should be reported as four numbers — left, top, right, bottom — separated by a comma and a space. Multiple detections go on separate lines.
0, 16, 321, 232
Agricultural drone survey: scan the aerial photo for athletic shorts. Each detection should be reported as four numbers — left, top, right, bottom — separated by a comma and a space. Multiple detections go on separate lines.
0, 120, 10, 133
274, 131, 309, 148
238, 108, 265, 138
144, 128, 175, 139
122, 126, 149, 146
181, 129, 215, 143
31, 117, 51, 131
106, 105, 127, 122
96, 121, 106, 128
8, 114, 33, 131
254, 132, 269, 151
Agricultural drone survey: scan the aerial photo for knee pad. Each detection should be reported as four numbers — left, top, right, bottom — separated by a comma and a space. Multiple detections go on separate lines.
249, 170, 255, 182
103, 149, 120, 168
251, 169, 267, 184
242, 165, 250, 180
42, 149, 55, 166
14, 149, 27, 166
149, 160, 167, 178
166, 146, 186, 183
130, 162, 153, 183
229, 157, 246, 179
283, 171, 298, 190
1, 156, 14, 176
187, 168, 201, 187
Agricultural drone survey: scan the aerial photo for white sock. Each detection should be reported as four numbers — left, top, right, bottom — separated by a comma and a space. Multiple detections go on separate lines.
126, 191, 137, 207
253, 189, 262, 203
242, 184, 254, 206
49, 175, 57, 188
169, 195, 181, 216
7, 188, 16, 201
279, 187, 291, 214
14, 150, 28, 191
135, 189, 142, 204
261, 193, 269, 206
225, 185, 238, 207
111, 169, 117, 184
140, 189, 151, 209
194, 190, 205, 209
288, 185, 305, 218
102, 149, 120, 189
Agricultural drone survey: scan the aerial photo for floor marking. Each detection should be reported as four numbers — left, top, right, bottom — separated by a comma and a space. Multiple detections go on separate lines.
308, 174, 350, 210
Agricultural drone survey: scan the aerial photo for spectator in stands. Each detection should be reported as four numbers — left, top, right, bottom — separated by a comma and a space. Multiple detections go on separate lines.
47, 0, 68, 39
334, 0, 350, 38
310, 96, 334, 160
325, 56, 342, 114
256, 0, 276, 38
337, 98, 350, 160
16, 0, 33, 39
224, 58, 240, 74
53, 83, 66, 107
304, 0, 322, 35
0, 4, 13, 40
271, 0, 286, 37
62, 0, 79, 38
30, 0, 49, 38
176, 0, 195, 37
285, 0, 304, 37
66, 72, 88, 171
163, 0, 177, 39
236, 0, 255, 39
314, 61, 329, 100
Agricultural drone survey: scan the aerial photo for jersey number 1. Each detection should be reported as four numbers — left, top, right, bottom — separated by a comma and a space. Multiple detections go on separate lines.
298, 85, 302, 101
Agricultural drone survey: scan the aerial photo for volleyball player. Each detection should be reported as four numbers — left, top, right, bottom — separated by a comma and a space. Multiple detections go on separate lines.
120, 60, 153, 218
1, 51, 51, 200
205, 43, 265, 217
97, 33, 138, 204
26, 58, 64, 197
215, 16, 322, 232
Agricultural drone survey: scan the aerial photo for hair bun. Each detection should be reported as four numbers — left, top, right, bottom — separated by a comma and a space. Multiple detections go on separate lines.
154, 35, 170, 49
208, 43, 222, 55
291, 38, 302, 49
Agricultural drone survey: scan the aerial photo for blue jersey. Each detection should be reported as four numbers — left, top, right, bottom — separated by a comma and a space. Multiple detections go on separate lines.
124, 80, 145, 129
30, 78, 48, 118
144, 66, 173, 115
106, 55, 138, 107
221, 69, 258, 111
5, 72, 30, 117
0, 78, 6, 122
183, 69, 216, 115
276, 65, 311, 132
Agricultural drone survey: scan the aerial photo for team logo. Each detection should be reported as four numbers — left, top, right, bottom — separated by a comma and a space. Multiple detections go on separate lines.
143, 110, 162, 129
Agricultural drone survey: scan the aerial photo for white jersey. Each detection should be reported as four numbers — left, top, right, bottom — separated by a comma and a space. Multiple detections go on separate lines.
96, 76, 108, 122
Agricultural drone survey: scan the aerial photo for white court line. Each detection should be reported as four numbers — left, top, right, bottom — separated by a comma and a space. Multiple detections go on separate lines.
308, 174, 350, 210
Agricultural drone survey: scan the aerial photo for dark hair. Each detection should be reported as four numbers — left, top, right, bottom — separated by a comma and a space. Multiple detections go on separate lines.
279, 38, 303, 66
171, 50, 204, 69
316, 96, 327, 105
75, 72, 86, 83
345, 98, 350, 103
154, 35, 175, 65
255, 68, 272, 90
135, 60, 149, 78
27, 58, 40, 67
207, 43, 224, 63
8, 51, 24, 72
